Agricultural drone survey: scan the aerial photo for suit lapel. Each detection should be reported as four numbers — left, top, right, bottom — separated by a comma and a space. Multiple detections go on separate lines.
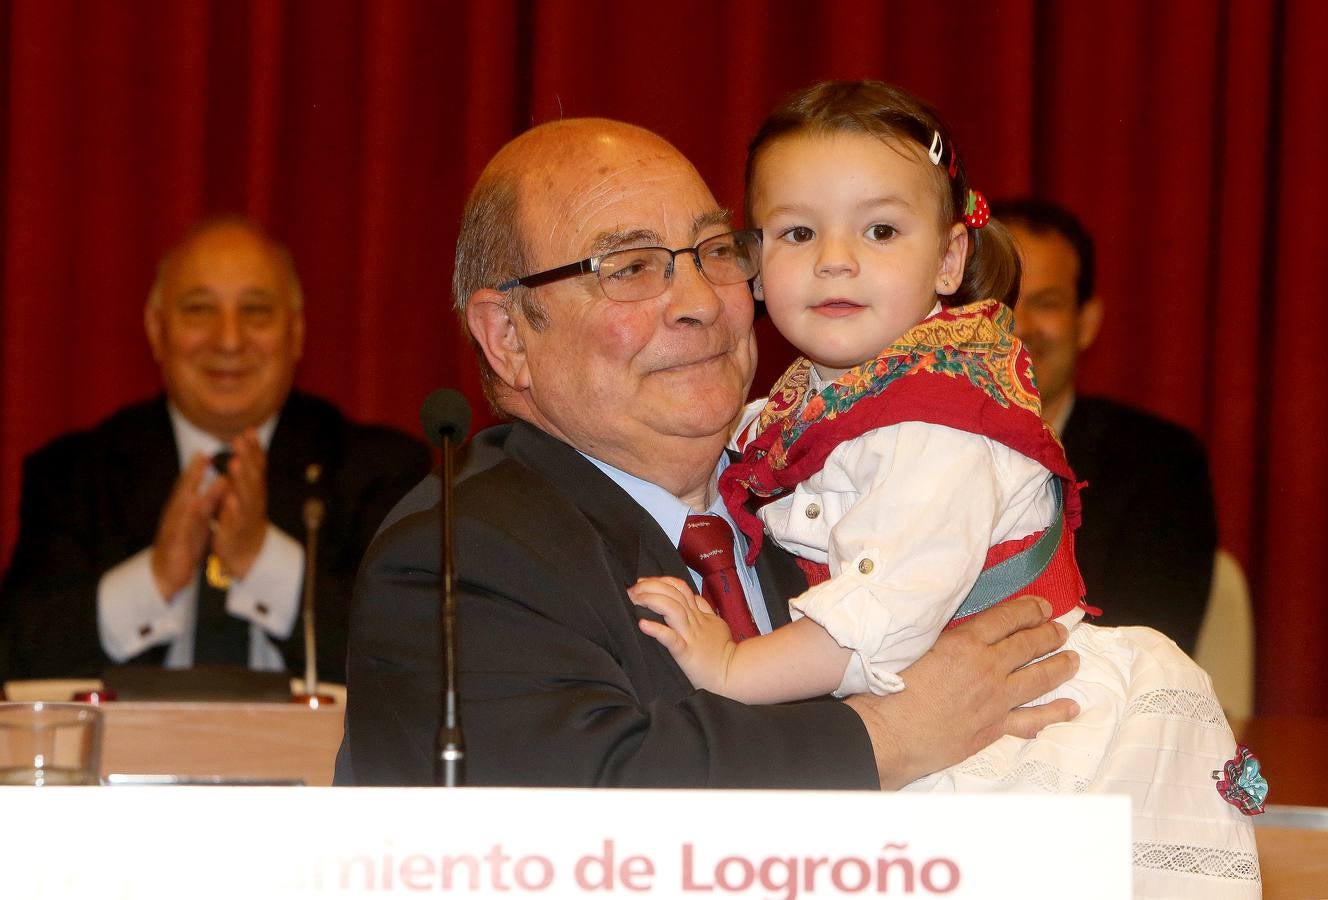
503, 422, 689, 586
266, 392, 338, 539
501, 423, 707, 694
503, 422, 804, 623
1060, 400, 1120, 527
110, 398, 181, 556
1061, 402, 1105, 489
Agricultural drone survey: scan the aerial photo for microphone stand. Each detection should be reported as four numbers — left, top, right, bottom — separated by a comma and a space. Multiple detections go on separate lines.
290, 497, 333, 708
435, 428, 465, 786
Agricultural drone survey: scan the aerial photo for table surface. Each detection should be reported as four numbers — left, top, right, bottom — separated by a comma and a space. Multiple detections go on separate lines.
99, 701, 344, 786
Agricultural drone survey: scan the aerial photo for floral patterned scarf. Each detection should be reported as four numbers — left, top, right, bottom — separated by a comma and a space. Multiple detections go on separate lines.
722, 299, 1080, 562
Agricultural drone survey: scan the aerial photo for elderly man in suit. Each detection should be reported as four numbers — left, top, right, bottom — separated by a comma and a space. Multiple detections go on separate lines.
1, 217, 429, 682
995, 199, 1217, 654
337, 119, 1079, 789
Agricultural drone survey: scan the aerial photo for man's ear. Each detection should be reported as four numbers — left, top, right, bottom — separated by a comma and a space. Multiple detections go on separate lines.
1077, 294, 1104, 351
936, 222, 969, 295
467, 289, 531, 390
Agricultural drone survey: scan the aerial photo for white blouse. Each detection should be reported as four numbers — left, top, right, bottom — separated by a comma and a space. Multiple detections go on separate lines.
741, 400, 1059, 696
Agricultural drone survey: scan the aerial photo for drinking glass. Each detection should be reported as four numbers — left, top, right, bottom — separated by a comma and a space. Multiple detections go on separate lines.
0, 702, 102, 785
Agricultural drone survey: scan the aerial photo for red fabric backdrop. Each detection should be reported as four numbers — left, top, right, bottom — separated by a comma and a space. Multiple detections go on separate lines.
2, 0, 1323, 715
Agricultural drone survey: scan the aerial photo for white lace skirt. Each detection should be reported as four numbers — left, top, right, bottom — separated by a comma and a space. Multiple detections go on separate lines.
906, 624, 1262, 899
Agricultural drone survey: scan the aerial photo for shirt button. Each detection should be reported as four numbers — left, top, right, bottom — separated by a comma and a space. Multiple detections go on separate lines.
858, 558, 874, 575
804, 503, 821, 519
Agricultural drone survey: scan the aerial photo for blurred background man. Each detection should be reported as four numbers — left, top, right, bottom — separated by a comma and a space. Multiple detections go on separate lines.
0, 217, 429, 684
995, 199, 1217, 654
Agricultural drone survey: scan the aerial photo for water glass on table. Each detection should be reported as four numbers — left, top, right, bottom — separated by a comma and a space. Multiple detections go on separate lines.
0, 702, 103, 785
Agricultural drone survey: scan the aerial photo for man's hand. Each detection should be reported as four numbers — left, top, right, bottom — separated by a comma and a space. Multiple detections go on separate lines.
630, 575, 737, 694
845, 595, 1080, 790
212, 429, 269, 580
150, 453, 227, 600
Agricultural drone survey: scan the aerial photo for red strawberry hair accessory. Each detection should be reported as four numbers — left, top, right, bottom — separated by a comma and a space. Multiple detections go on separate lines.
964, 189, 991, 229
928, 130, 984, 227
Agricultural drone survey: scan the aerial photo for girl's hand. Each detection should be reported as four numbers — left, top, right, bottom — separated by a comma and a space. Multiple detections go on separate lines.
629, 576, 736, 694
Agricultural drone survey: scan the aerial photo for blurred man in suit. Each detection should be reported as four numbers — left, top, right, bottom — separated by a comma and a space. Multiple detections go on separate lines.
995, 199, 1216, 654
1, 217, 429, 682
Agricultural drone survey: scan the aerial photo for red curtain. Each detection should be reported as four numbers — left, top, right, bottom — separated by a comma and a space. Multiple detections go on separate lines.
2, 0, 1323, 715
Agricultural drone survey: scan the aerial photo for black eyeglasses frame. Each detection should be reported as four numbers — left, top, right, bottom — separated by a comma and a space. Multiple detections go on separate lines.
495, 229, 762, 300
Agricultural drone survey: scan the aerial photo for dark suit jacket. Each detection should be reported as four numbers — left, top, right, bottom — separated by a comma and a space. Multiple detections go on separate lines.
1062, 395, 1216, 654
0, 391, 429, 683
337, 421, 877, 788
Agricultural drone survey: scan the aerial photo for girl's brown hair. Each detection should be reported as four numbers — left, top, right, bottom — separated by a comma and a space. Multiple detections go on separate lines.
745, 80, 1020, 308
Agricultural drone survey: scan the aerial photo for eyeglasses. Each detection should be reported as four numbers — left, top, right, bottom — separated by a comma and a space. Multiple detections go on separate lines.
496, 229, 762, 303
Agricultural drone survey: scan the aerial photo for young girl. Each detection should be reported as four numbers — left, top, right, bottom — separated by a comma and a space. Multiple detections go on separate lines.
629, 81, 1262, 899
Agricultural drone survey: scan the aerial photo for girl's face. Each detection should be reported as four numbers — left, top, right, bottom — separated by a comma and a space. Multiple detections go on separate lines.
750, 131, 967, 380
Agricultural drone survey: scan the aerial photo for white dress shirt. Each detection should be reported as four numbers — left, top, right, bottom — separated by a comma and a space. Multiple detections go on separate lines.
581, 453, 774, 635
96, 407, 303, 670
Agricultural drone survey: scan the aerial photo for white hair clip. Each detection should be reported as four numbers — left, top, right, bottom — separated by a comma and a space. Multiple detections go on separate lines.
928, 130, 944, 166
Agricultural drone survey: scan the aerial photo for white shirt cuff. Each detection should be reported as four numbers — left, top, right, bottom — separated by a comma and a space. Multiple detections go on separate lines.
97, 549, 187, 662
226, 525, 303, 640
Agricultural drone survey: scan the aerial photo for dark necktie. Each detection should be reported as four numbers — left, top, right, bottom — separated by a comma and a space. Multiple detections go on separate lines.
193, 450, 249, 666
677, 514, 760, 641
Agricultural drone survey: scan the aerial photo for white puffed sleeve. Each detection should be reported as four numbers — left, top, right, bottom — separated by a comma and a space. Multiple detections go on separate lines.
758, 421, 1055, 696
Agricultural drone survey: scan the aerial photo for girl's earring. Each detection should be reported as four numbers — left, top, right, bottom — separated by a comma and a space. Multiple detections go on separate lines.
751, 274, 765, 302
942, 277, 951, 288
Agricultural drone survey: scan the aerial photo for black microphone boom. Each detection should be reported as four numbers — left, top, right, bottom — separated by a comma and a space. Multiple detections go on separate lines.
419, 388, 471, 787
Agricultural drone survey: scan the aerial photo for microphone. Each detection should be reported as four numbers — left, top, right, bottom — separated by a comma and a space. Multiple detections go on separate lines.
293, 497, 326, 706
419, 388, 471, 786
420, 388, 472, 448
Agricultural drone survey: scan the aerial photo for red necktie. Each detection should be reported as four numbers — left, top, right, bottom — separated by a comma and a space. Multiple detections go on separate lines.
677, 514, 760, 641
